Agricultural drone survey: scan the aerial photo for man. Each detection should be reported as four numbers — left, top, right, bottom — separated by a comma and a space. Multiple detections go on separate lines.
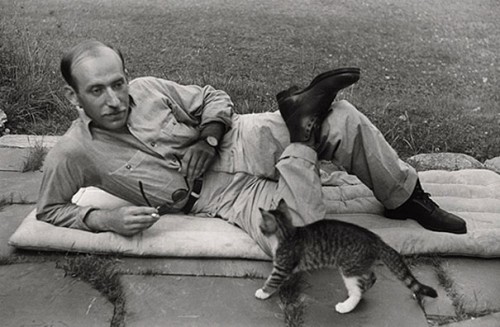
37, 40, 466, 256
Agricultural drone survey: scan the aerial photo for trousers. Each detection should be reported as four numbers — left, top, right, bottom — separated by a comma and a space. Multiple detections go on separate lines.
192, 100, 418, 256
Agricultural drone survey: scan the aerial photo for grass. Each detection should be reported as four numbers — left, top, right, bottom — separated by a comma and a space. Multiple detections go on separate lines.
404, 255, 499, 326
56, 254, 126, 327
398, 255, 499, 325
22, 140, 48, 172
0, 194, 14, 211
433, 260, 498, 323
0, 25, 75, 135
277, 273, 310, 327
0, 0, 499, 160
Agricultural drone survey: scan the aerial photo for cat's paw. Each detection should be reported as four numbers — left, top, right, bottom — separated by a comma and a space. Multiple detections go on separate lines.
335, 301, 355, 314
255, 288, 272, 300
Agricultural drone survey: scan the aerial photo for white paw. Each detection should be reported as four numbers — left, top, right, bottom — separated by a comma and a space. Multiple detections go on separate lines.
255, 288, 271, 300
335, 301, 355, 314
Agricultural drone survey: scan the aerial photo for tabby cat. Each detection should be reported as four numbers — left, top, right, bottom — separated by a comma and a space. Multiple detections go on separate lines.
255, 199, 437, 313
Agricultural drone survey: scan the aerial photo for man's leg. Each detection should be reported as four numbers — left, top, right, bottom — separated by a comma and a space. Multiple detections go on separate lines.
317, 100, 417, 209
315, 100, 467, 234
275, 68, 466, 234
274, 143, 327, 226
209, 70, 362, 255
270, 69, 363, 226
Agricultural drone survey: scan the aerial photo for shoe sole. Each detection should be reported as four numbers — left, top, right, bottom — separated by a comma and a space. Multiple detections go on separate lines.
276, 67, 361, 102
296, 67, 361, 96
385, 211, 467, 234
307, 67, 361, 90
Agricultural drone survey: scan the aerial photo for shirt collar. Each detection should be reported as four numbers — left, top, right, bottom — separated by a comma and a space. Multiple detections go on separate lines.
76, 95, 136, 139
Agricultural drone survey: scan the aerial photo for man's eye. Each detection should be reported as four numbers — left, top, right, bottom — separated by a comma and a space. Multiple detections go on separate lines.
91, 88, 103, 95
113, 81, 125, 90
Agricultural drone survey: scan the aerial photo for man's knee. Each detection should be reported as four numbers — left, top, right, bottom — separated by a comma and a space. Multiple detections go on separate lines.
321, 100, 366, 137
331, 100, 364, 122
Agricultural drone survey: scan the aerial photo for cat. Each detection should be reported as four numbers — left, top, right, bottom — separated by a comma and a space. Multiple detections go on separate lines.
254, 199, 437, 314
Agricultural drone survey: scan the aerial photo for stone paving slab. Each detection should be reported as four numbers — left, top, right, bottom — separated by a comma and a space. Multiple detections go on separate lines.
118, 257, 272, 278
413, 264, 457, 317
443, 312, 500, 327
441, 258, 500, 314
0, 134, 60, 148
0, 148, 31, 172
0, 204, 35, 257
122, 274, 283, 326
302, 264, 430, 326
0, 262, 113, 327
0, 171, 43, 203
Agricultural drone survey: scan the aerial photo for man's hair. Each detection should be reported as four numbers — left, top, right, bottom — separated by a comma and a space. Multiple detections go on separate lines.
60, 40, 126, 90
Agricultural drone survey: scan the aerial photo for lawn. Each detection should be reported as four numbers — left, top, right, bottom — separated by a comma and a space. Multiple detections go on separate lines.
1, 0, 499, 160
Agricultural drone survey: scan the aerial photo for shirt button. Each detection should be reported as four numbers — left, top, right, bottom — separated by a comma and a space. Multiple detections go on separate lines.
125, 164, 132, 170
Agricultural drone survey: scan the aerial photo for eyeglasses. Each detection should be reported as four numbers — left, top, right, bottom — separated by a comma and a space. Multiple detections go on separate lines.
139, 179, 189, 215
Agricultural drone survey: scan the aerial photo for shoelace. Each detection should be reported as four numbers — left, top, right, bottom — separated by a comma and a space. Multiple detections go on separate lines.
413, 185, 439, 209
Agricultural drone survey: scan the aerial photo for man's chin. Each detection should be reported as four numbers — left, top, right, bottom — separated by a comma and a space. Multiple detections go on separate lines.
107, 120, 128, 131
103, 111, 128, 130
96, 118, 127, 131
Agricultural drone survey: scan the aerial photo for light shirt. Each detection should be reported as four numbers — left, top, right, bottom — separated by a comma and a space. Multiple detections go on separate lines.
36, 77, 233, 230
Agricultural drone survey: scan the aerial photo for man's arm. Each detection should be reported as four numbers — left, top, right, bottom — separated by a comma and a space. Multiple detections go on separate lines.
84, 206, 159, 236
37, 143, 160, 235
36, 144, 99, 230
153, 78, 234, 182
152, 78, 234, 131
181, 121, 226, 183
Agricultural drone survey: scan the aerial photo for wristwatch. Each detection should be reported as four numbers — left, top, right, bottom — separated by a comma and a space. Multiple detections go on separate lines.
205, 136, 219, 147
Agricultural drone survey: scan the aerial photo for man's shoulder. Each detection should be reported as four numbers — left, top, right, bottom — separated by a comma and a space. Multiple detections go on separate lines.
47, 120, 89, 160
130, 76, 166, 89
129, 76, 181, 94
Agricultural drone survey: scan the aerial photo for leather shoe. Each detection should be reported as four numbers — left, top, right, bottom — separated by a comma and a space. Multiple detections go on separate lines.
277, 67, 361, 143
385, 180, 467, 234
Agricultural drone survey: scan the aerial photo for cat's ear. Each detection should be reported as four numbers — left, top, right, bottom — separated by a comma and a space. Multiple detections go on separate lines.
276, 199, 290, 214
276, 198, 295, 223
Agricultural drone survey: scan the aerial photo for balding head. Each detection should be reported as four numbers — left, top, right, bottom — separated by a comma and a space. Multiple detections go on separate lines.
60, 40, 126, 91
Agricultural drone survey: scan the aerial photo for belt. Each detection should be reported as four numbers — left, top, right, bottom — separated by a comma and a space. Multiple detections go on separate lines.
182, 178, 203, 213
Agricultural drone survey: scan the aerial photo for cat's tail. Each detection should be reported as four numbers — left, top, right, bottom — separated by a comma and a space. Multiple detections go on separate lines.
377, 240, 438, 299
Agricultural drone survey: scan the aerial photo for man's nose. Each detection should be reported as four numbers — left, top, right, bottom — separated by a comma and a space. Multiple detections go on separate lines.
105, 88, 120, 107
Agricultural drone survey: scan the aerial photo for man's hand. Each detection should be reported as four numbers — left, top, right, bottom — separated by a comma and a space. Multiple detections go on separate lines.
84, 206, 160, 236
181, 139, 217, 184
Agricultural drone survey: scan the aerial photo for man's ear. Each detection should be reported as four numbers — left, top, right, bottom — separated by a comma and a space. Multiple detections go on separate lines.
64, 85, 80, 107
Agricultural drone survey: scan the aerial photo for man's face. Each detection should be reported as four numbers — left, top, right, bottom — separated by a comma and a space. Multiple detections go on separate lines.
67, 48, 130, 131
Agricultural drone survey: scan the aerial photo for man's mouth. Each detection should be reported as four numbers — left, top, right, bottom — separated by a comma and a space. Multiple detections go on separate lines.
104, 110, 126, 118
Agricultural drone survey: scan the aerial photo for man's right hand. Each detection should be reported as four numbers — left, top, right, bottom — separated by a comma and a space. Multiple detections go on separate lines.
84, 206, 160, 236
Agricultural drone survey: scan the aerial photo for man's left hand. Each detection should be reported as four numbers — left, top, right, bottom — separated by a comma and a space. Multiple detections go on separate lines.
181, 139, 216, 183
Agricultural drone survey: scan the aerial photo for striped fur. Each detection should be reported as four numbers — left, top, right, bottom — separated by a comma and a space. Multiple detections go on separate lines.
255, 199, 437, 313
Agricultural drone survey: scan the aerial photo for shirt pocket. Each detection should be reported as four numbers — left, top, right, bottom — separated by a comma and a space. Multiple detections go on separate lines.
109, 150, 179, 205
160, 118, 199, 149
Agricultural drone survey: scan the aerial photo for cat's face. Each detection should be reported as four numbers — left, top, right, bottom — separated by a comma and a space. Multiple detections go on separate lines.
258, 208, 278, 236
258, 199, 292, 236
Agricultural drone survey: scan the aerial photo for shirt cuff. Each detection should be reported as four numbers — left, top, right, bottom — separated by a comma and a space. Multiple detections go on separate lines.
72, 206, 99, 232
279, 143, 318, 165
